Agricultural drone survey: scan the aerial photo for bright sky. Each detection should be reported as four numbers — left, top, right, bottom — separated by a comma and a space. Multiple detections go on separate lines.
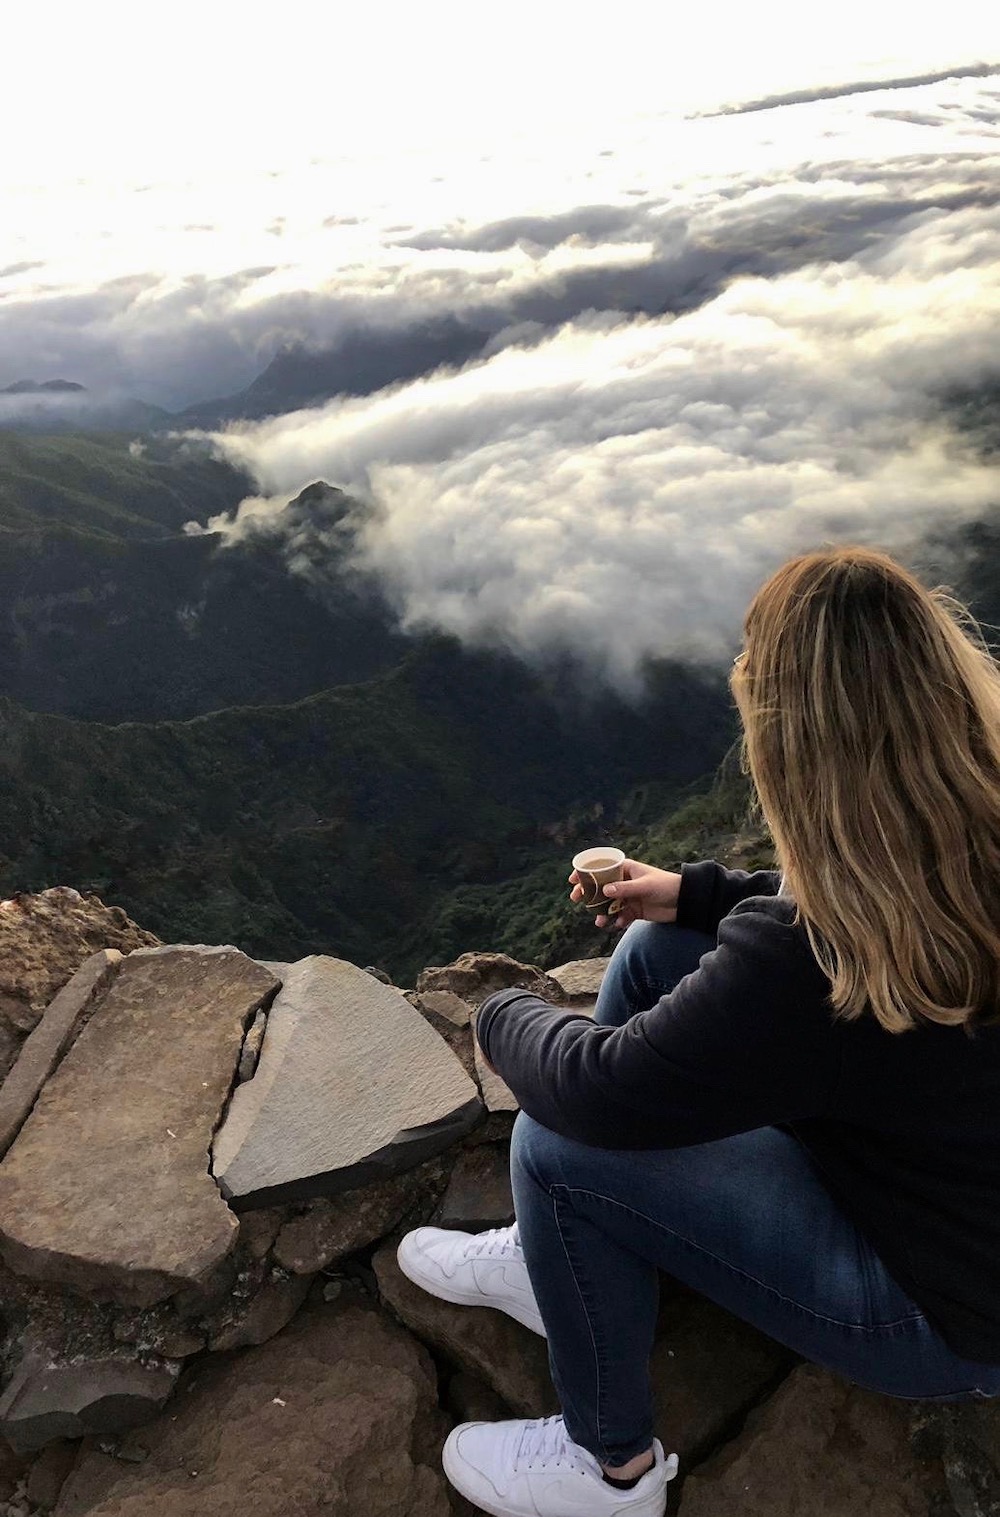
5, 0, 997, 186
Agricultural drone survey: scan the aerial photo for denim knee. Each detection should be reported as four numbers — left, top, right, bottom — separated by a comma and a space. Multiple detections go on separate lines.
511, 1111, 575, 1193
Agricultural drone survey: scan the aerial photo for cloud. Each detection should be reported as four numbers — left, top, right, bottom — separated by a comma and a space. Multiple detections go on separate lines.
198, 198, 1000, 684
0, 260, 44, 279
697, 60, 1000, 118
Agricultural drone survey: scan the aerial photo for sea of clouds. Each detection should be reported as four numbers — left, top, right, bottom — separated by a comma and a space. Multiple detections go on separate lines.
4, 66, 1000, 680
190, 75, 1000, 680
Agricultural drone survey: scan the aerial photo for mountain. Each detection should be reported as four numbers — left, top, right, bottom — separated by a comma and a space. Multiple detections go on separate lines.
0, 643, 736, 981
180, 319, 495, 426
0, 383, 171, 435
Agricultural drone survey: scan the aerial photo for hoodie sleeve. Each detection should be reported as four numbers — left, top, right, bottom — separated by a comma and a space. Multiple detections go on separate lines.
475, 898, 838, 1150
675, 860, 782, 937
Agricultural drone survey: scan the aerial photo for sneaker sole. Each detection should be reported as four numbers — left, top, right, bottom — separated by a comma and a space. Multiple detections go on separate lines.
396, 1235, 547, 1337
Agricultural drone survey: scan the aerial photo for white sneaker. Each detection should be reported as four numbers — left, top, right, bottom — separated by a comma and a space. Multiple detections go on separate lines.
396, 1224, 546, 1336
442, 1414, 678, 1517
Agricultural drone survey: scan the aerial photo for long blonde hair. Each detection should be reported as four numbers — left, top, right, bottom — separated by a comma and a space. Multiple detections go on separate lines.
731, 545, 1000, 1033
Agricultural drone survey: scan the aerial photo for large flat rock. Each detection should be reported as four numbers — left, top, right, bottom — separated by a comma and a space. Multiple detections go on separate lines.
54, 1298, 452, 1517
212, 956, 482, 1210
678, 1363, 941, 1515
0, 950, 122, 1160
0, 947, 277, 1306
0, 1346, 180, 1454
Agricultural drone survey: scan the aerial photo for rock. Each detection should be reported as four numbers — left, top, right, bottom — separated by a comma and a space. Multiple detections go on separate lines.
374, 1243, 555, 1418
53, 1300, 453, 1517
407, 993, 478, 1085
0, 947, 278, 1307
0, 1347, 180, 1455
473, 1034, 518, 1114
0, 952, 122, 1161
433, 1144, 514, 1231
273, 1161, 447, 1275
447, 1370, 511, 1424
111, 1305, 206, 1361
212, 956, 482, 1210
415, 990, 471, 1028
25, 1441, 78, 1512
0, 1441, 29, 1501
236, 1008, 267, 1083
911, 1400, 1000, 1514
363, 965, 392, 984
678, 1363, 937, 1515
417, 953, 565, 1008
649, 1289, 792, 1467
207, 1272, 312, 1352
235, 1209, 284, 1261
547, 957, 611, 1003
375, 1246, 791, 1469
0, 891, 158, 1079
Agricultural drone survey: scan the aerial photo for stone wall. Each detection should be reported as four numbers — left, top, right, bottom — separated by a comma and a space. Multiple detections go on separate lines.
0, 898, 997, 1517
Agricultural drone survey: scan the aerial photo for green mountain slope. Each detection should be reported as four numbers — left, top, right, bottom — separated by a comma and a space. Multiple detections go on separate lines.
0, 642, 735, 979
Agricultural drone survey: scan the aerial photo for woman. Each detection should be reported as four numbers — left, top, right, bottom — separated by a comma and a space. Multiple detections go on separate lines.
398, 546, 1000, 1517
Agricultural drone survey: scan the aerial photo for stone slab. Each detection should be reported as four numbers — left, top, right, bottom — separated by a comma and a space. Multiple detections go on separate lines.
0, 947, 278, 1306
0, 951, 122, 1160
53, 1299, 452, 1517
678, 1363, 940, 1515
473, 1031, 519, 1113
0, 1349, 180, 1454
212, 955, 482, 1210
547, 957, 611, 1002
433, 1143, 514, 1231
207, 1272, 311, 1352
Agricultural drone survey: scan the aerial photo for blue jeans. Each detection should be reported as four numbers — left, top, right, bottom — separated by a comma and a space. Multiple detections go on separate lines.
510, 920, 1000, 1466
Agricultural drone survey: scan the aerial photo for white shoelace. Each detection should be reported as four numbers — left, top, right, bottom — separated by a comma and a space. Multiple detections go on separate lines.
467, 1223, 522, 1261
513, 1416, 590, 1475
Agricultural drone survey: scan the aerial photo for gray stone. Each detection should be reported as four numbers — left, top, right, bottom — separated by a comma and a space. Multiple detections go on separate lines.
0, 952, 122, 1161
473, 1030, 519, 1113
212, 956, 482, 1210
236, 1008, 267, 1083
53, 1301, 452, 1517
547, 958, 611, 1002
0, 1348, 180, 1455
207, 1272, 312, 1352
0, 948, 278, 1306
678, 1364, 938, 1516
433, 1144, 514, 1231
273, 1161, 447, 1275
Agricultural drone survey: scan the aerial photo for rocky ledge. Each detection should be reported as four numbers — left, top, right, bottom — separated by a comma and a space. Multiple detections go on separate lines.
0, 896, 997, 1517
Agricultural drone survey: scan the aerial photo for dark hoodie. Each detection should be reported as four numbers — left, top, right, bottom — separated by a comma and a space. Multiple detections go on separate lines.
476, 860, 1000, 1362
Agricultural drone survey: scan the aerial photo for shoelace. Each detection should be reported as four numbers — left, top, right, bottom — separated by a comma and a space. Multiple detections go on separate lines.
467, 1223, 522, 1261
513, 1416, 590, 1474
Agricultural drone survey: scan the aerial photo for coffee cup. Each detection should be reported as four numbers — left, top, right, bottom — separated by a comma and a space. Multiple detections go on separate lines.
572, 846, 626, 915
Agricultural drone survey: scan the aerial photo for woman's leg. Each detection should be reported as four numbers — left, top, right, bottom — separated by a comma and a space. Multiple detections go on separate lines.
511, 1113, 1000, 1468
594, 919, 716, 1028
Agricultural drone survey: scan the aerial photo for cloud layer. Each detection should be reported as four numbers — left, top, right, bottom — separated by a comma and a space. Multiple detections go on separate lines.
191, 82, 1000, 682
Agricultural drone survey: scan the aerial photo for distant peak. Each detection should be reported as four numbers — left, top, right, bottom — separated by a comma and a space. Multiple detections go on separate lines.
1, 378, 87, 394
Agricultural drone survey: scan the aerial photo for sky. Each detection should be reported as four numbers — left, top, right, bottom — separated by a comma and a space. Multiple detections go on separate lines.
3, 1, 999, 677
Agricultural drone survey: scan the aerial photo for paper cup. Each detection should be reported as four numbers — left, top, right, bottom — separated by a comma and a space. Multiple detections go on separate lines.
572, 846, 625, 915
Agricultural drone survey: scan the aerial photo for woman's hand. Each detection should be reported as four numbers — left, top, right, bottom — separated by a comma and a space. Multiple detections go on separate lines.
569, 858, 682, 931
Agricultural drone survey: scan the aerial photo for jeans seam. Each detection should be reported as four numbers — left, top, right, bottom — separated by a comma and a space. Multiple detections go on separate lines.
551, 1189, 615, 1465
560, 1183, 926, 1336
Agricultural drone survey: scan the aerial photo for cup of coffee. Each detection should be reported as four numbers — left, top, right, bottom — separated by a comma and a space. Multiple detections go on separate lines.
572, 846, 626, 916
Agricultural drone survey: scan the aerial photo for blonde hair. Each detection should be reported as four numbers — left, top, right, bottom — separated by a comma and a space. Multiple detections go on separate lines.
731, 545, 1000, 1033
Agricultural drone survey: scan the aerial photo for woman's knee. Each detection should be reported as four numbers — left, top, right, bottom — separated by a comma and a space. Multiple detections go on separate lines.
511, 1111, 582, 1192
599, 919, 714, 1020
